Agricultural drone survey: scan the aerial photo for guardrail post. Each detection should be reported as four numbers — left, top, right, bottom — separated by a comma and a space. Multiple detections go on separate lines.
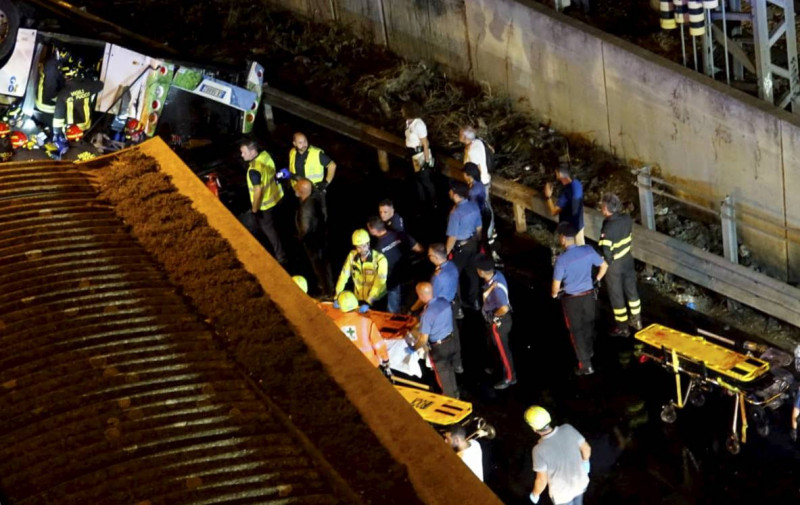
513, 204, 527, 233
377, 149, 390, 172
262, 101, 276, 133
637, 166, 656, 277
721, 195, 739, 264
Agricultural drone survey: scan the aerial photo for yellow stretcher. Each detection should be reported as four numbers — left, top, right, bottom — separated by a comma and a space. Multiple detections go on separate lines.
635, 324, 791, 454
394, 384, 473, 425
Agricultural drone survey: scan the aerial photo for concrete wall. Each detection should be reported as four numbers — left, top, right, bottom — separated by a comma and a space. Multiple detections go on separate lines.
269, 0, 800, 281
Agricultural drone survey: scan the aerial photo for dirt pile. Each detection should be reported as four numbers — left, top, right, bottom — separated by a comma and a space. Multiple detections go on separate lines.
90, 150, 424, 505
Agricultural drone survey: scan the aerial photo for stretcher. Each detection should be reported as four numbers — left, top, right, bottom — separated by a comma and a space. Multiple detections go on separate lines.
317, 302, 416, 340
635, 324, 794, 454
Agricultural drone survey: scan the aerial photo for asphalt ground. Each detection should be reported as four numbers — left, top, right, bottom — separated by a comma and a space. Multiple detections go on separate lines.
178, 110, 800, 505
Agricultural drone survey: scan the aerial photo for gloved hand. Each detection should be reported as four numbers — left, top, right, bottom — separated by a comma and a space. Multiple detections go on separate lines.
583, 459, 591, 474
791, 428, 798, 442
275, 168, 291, 181
317, 180, 329, 192
358, 304, 370, 314
332, 299, 340, 309
379, 361, 392, 379
529, 493, 540, 504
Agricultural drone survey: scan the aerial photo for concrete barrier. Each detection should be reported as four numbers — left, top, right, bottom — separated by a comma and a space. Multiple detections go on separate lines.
268, 0, 800, 281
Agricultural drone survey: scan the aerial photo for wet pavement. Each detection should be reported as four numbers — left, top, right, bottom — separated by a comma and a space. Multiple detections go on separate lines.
183, 109, 800, 505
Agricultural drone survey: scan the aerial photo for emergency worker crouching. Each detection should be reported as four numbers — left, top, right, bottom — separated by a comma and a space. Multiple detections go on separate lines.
52, 62, 103, 133
330, 291, 392, 377
335, 229, 388, 311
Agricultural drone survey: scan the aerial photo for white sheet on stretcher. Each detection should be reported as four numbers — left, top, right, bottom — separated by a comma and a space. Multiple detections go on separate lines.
386, 339, 429, 378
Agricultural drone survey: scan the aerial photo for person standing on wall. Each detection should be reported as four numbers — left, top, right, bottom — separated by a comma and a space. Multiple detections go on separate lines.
402, 102, 436, 211
544, 164, 586, 246
552, 223, 607, 375
598, 193, 642, 337
240, 139, 288, 265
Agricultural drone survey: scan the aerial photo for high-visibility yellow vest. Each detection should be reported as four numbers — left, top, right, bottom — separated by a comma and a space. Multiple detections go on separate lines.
289, 145, 325, 184
247, 151, 284, 211
335, 249, 388, 304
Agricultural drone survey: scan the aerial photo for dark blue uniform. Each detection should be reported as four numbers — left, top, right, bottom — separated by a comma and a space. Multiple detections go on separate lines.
556, 178, 584, 232
447, 199, 482, 309
482, 272, 516, 385
421, 297, 459, 398
554, 244, 604, 372
432, 259, 462, 372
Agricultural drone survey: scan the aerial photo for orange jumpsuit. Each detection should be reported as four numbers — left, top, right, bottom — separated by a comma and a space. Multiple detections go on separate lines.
331, 310, 389, 367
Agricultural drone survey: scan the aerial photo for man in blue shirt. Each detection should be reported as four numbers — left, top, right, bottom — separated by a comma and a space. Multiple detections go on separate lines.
552, 223, 608, 375
544, 164, 585, 245
378, 199, 407, 233
367, 215, 423, 313
410, 282, 460, 398
476, 254, 516, 389
463, 162, 497, 255
446, 181, 483, 310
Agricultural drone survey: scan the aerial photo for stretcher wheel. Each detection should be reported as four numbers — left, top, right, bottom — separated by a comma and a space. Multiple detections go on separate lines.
660, 404, 677, 424
483, 425, 497, 440
726, 435, 741, 455
689, 392, 706, 407
751, 406, 770, 437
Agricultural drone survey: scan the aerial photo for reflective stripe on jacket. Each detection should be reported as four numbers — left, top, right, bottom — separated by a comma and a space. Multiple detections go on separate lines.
598, 213, 633, 263
335, 249, 388, 304
247, 151, 284, 211
289, 145, 325, 184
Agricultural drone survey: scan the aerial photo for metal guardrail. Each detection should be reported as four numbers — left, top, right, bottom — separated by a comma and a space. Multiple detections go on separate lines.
261, 86, 800, 334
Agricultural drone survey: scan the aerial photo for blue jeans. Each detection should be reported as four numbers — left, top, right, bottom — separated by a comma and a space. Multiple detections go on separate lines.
386, 285, 402, 314
557, 493, 584, 505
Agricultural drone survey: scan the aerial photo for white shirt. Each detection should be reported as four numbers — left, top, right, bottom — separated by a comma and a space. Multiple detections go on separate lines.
405, 118, 428, 148
458, 441, 484, 482
465, 139, 491, 184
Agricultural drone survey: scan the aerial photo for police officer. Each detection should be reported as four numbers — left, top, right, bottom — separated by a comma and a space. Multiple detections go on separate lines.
599, 193, 642, 336
240, 139, 287, 265
330, 291, 392, 378
476, 254, 516, 389
552, 223, 608, 375
335, 229, 389, 311
367, 216, 423, 313
410, 282, 460, 398
378, 199, 407, 233
446, 180, 482, 310
544, 164, 586, 245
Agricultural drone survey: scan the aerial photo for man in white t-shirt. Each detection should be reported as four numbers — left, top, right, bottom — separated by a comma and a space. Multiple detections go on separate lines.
402, 102, 436, 210
459, 125, 497, 252
525, 405, 591, 505
445, 425, 484, 481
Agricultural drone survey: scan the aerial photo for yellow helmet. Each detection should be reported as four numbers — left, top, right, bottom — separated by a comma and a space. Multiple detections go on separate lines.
524, 406, 551, 431
292, 275, 308, 294
337, 291, 359, 312
352, 229, 370, 246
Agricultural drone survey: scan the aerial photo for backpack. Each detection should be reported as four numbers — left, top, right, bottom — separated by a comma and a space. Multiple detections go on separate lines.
478, 137, 495, 172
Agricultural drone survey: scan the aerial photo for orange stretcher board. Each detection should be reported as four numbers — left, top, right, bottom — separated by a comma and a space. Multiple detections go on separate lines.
318, 302, 417, 340
393, 385, 473, 425
635, 324, 770, 382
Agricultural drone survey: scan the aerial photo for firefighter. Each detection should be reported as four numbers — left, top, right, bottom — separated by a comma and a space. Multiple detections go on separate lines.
476, 254, 516, 390
525, 405, 592, 505
35, 46, 65, 114
335, 229, 388, 311
552, 223, 608, 376
330, 291, 392, 377
410, 282, 460, 398
544, 164, 586, 245
240, 139, 287, 265
598, 193, 642, 337
446, 180, 482, 310
52, 63, 103, 133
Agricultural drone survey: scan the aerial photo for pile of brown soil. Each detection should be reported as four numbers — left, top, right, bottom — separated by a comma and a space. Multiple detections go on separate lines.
90, 150, 424, 505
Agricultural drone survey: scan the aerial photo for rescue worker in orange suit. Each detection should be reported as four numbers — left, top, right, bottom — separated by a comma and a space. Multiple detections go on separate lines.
410, 282, 460, 398
240, 139, 287, 265
330, 290, 392, 378
335, 229, 389, 312
35, 46, 65, 114
476, 254, 516, 390
598, 193, 642, 337
52, 64, 103, 134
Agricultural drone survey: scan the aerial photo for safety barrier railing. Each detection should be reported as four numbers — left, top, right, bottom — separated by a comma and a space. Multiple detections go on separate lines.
261, 86, 800, 334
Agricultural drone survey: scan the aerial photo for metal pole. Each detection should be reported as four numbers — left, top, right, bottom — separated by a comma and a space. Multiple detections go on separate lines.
681, 23, 687, 67
692, 35, 699, 72
721, 195, 739, 264
637, 167, 657, 231
721, 0, 731, 85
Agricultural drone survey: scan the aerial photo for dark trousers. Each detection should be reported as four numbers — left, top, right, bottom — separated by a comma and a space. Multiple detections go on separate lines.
302, 240, 333, 296
561, 293, 596, 366
451, 300, 462, 370
606, 257, 640, 325
415, 168, 436, 209
243, 208, 286, 264
429, 336, 459, 398
451, 239, 480, 309
487, 313, 515, 381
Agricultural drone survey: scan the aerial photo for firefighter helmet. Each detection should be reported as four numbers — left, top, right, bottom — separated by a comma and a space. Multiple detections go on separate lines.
351, 229, 370, 246
10, 131, 27, 149
65, 124, 84, 142
336, 291, 359, 313
0, 122, 10, 137
524, 406, 552, 431
292, 275, 308, 294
